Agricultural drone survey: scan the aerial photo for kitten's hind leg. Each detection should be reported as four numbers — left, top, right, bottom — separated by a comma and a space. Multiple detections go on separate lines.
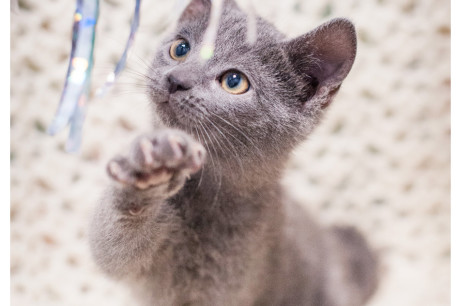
325, 226, 379, 306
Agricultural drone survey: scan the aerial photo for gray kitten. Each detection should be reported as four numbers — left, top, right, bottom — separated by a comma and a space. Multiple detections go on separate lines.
89, 0, 378, 305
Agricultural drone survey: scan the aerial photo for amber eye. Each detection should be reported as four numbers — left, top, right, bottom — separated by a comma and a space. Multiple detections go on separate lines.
169, 39, 191, 61
220, 71, 250, 95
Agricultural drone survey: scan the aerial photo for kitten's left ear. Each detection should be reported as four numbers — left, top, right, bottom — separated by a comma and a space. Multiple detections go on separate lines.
179, 0, 212, 22
284, 18, 357, 109
179, 0, 239, 22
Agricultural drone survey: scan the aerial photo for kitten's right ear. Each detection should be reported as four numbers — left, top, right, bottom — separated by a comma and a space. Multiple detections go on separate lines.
283, 18, 357, 109
179, 0, 212, 22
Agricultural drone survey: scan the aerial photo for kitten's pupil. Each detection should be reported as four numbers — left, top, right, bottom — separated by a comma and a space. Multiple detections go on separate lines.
226, 73, 241, 88
175, 41, 190, 57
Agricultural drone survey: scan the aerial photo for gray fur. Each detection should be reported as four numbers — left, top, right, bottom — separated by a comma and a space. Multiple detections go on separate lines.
89, 1, 378, 305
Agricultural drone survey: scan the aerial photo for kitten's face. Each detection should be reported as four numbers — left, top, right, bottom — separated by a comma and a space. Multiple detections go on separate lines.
148, 3, 294, 149
146, 0, 356, 160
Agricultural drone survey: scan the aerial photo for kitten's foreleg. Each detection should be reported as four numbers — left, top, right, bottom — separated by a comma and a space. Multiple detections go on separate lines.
89, 129, 206, 278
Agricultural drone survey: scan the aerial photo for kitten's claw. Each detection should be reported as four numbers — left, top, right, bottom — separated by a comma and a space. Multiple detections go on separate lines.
139, 137, 154, 167
107, 130, 206, 190
107, 157, 137, 186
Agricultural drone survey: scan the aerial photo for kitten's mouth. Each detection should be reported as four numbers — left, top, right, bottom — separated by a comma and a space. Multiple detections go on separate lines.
156, 95, 208, 129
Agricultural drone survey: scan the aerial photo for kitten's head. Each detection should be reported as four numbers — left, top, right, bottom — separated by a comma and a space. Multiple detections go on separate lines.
147, 0, 356, 164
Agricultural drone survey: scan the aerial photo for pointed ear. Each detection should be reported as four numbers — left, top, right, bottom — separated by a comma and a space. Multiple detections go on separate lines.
284, 18, 357, 109
179, 0, 212, 22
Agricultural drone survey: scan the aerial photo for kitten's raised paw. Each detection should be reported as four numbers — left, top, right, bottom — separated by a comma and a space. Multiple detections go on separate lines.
107, 130, 206, 190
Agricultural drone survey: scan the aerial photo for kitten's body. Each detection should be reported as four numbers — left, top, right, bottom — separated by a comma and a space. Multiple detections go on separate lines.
89, 1, 378, 305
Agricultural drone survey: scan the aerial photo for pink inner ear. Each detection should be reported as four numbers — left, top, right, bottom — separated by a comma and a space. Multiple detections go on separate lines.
310, 20, 357, 85
286, 18, 357, 88
180, 0, 212, 21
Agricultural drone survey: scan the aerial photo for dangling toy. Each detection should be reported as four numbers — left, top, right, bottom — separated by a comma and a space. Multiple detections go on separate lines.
48, 0, 141, 152
48, 0, 100, 152
96, 0, 141, 97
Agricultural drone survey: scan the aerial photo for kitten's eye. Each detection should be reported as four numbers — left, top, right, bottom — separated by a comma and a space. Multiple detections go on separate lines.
170, 39, 191, 61
220, 71, 250, 95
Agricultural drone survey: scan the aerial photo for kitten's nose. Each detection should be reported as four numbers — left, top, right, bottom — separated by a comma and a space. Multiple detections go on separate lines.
167, 74, 191, 94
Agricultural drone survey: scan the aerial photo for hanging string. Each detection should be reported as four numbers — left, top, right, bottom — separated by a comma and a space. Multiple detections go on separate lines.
96, 0, 142, 97
199, 0, 224, 61
47, 0, 99, 152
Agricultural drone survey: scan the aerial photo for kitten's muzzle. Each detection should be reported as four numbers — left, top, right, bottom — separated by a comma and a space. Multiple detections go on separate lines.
167, 74, 192, 94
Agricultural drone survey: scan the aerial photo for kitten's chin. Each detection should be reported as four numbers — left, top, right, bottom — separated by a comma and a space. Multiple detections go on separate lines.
154, 101, 181, 128
153, 98, 202, 131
